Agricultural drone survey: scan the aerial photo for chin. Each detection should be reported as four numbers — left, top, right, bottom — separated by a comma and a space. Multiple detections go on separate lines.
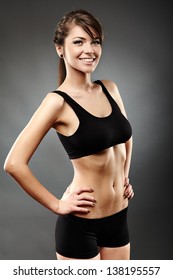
81, 66, 97, 74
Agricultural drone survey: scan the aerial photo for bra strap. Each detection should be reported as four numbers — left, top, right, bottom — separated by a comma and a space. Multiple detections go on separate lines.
52, 90, 83, 115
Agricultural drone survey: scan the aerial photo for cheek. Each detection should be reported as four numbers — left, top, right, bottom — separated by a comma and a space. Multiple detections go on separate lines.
65, 48, 81, 62
95, 50, 102, 65
98, 47, 102, 57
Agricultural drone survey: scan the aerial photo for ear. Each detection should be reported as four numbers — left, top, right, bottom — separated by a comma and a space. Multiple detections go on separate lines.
55, 44, 63, 57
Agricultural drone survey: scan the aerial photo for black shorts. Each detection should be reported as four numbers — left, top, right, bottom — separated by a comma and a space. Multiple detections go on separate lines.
55, 207, 130, 259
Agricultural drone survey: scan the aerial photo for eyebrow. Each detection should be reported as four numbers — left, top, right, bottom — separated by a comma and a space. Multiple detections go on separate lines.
72, 37, 86, 40
72, 36, 101, 41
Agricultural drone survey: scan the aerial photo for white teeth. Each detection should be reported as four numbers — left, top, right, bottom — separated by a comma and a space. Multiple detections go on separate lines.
80, 58, 95, 62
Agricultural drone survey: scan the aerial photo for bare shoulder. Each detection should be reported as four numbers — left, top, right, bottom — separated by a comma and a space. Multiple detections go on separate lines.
29, 91, 66, 127
36, 91, 68, 125
43, 92, 65, 111
100, 79, 127, 116
100, 79, 118, 90
100, 79, 120, 100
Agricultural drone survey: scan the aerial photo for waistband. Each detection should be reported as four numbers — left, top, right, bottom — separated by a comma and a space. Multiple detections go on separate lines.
66, 206, 128, 225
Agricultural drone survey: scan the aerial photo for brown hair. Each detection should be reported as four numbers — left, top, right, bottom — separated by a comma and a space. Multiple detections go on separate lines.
53, 9, 104, 86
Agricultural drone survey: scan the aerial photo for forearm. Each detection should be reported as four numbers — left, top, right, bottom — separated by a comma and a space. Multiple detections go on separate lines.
124, 136, 133, 179
6, 164, 60, 214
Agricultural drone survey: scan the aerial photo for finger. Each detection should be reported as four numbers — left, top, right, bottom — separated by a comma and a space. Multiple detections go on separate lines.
72, 206, 91, 213
77, 193, 96, 202
75, 187, 94, 195
76, 200, 95, 207
124, 183, 132, 190
124, 184, 132, 194
127, 190, 134, 199
130, 192, 134, 199
124, 186, 133, 198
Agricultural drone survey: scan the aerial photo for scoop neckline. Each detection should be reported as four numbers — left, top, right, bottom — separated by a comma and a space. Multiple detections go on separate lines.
56, 81, 113, 119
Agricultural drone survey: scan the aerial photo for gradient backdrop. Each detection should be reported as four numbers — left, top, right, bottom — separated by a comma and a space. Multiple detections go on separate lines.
0, 0, 172, 260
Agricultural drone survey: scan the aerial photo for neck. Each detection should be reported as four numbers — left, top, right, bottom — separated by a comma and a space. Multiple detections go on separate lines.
64, 69, 94, 91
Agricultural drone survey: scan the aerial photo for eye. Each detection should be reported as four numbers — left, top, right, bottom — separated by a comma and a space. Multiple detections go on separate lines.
73, 40, 83, 45
92, 39, 101, 45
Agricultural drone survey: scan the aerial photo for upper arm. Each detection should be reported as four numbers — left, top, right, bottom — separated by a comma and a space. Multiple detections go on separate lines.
101, 80, 128, 118
5, 93, 63, 165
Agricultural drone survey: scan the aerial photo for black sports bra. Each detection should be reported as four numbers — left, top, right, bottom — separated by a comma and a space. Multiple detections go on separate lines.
52, 80, 132, 159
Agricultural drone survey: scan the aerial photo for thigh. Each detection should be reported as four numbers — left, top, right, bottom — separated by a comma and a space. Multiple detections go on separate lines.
97, 207, 130, 249
100, 243, 130, 260
55, 214, 99, 259
56, 252, 100, 260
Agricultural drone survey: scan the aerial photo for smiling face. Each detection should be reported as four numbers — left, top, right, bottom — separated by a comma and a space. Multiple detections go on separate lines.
58, 25, 102, 76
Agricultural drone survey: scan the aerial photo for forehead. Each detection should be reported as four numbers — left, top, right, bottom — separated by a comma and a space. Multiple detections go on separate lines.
66, 24, 98, 39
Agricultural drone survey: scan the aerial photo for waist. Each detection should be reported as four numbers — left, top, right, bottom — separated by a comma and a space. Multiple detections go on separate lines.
69, 145, 127, 218
69, 177, 128, 219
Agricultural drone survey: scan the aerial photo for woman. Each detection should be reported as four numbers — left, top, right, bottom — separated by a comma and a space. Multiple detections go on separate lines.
4, 9, 134, 260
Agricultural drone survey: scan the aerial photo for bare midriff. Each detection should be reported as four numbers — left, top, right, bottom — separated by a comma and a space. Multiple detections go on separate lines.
69, 143, 128, 218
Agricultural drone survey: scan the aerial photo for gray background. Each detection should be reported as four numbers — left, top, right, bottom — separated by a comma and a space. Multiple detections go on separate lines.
0, 0, 172, 260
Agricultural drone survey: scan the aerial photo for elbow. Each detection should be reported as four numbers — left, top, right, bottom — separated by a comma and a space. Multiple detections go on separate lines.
4, 160, 14, 174
4, 158, 20, 175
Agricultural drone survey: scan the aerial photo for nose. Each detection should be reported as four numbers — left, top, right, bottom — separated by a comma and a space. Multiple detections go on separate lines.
83, 42, 94, 54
